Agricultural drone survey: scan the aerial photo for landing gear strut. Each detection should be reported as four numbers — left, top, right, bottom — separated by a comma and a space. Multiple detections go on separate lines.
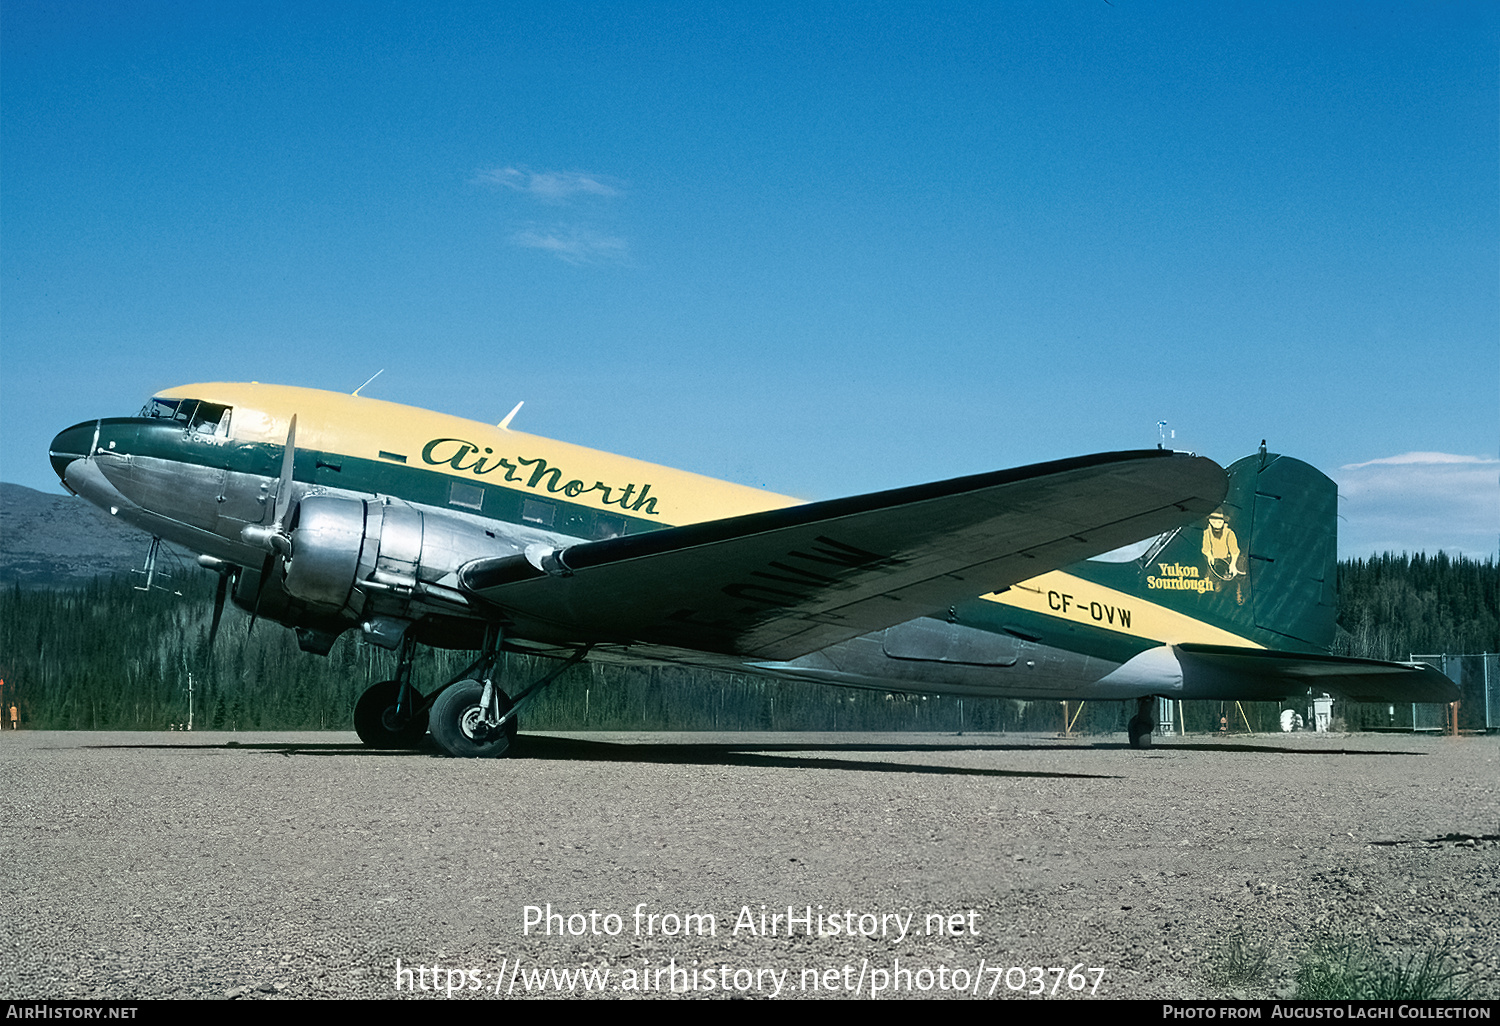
353, 635, 428, 748
427, 627, 591, 759
1127, 696, 1156, 750
349, 624, 591, 757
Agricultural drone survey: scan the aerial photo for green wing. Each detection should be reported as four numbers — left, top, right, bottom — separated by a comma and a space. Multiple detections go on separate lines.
459, 450, 1226, 660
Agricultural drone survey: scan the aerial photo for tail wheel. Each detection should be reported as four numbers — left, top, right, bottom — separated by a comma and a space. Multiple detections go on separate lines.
353, 680, 429, 748
1127, 713, 1154, 750
430, 679, 518, 758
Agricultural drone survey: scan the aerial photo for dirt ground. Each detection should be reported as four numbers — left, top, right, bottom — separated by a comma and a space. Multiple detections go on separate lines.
1, 729, 1495, 1001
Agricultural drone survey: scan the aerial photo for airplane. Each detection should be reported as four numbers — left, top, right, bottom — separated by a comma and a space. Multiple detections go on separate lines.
47, 382, 1458, 756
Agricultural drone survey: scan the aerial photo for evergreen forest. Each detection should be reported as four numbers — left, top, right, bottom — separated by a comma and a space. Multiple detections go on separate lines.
1, 552, 1494, 735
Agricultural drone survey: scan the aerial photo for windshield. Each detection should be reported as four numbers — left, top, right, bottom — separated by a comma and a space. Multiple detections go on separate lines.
139, 397, 185, 420
139, 396, 232, 437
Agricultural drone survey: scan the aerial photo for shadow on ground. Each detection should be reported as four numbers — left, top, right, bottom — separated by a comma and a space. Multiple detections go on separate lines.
72, 732, 1427, 779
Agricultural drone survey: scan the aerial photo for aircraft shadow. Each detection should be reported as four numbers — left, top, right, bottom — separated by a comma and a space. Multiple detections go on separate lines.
1105, 740, 1428, 756
77, 734, 1424, 778
80, 736, 1119, 780
507, 735, 1120, 779
1368, 832, 1500, 847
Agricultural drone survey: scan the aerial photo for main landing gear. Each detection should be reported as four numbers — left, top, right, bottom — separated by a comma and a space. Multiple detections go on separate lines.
430, 678, 519, 758
351, 625, 591, 759
1127, 695, 1157, 750
353, 636, 428, 748
425, 624, 519, 758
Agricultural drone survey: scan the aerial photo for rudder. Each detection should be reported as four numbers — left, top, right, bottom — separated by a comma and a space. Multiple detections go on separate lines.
1242, 452, 1338, 649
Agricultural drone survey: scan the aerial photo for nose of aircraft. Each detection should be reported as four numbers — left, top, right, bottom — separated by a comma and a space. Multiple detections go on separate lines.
49, 422, 96, 482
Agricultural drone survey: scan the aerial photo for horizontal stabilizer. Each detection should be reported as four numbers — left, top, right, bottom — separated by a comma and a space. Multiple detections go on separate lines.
1175, 644, 1460, 703
459, 450, 1225, 660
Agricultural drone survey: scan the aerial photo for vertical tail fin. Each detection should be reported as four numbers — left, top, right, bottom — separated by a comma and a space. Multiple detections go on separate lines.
1237, 452, 1338, 649
1079, 451, 1338, 651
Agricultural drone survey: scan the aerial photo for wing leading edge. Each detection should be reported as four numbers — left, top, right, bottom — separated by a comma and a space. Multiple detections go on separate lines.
458, 449, 1227, 660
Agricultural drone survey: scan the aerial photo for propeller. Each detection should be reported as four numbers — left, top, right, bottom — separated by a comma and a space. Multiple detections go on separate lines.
196, 554, 237, 648
272, 414, 297, 534
247, 553, 275, 635
208, 568, 230, 647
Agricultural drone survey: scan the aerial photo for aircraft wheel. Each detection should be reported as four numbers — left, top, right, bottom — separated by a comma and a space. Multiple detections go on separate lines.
1127, 714, 1154, 750
353, 680, 429, 748
429, 679, 518, 758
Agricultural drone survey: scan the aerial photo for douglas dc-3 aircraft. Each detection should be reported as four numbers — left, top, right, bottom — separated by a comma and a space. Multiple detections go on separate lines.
48, 383, 1457, 756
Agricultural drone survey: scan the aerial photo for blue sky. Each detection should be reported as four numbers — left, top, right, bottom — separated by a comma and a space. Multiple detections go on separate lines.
3, 1, 1496, 557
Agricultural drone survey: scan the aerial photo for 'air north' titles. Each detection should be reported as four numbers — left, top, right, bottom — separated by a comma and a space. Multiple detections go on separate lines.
422, 437, 660, 515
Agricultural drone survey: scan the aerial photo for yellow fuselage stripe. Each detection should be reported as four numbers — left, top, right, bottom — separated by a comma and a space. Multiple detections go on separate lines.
160, 382, 801, 526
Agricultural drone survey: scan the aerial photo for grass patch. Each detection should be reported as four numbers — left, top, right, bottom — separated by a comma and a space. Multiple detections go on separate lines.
1218, 930, 1271, 987
1295, 937, 1472, 1000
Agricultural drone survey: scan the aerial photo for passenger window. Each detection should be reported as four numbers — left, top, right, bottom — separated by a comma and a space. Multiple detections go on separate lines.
448, 481, 484, 511
521, 498, 555, 527
592, 514, 625, 540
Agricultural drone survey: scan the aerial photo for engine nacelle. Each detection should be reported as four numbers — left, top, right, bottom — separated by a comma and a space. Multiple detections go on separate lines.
281, 496, 517, 614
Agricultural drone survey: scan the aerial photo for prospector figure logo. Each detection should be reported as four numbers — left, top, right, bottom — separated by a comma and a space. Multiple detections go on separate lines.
1202, 509, 1245, 581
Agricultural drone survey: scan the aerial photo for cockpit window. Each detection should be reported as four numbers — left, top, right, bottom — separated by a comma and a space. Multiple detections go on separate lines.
139, 396, 232, 438
140, 397, 184, 420
189, 402, 231, 436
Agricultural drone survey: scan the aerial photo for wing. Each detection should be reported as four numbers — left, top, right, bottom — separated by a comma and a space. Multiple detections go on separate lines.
1175, 645, 1460, 703
459, 449, 1226, 660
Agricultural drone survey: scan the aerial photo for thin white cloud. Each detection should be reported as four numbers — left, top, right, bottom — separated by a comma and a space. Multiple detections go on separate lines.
475, 166, 622, 203
475, 164, 630, 264
1333, 452, 1498, 559
1341, 452, 1490, 469
510, 226, 628, 265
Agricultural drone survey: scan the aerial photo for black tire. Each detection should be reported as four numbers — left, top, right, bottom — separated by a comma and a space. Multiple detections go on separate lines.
429, 679, 518, 758
1127, 714, 1154, 750
353, 680, 429, 748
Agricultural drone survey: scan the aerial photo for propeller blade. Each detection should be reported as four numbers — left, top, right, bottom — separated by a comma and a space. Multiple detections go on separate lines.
273, 414, 297, 529
208, 570, 230, 647
247, 553, 276, 635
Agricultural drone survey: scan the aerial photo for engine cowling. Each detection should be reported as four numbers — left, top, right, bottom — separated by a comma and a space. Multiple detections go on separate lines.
280, 496, 517, 614
281, 497, 368, 609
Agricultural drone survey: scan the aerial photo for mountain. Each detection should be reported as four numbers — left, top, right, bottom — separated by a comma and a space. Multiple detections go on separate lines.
0, 482, 197, 587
